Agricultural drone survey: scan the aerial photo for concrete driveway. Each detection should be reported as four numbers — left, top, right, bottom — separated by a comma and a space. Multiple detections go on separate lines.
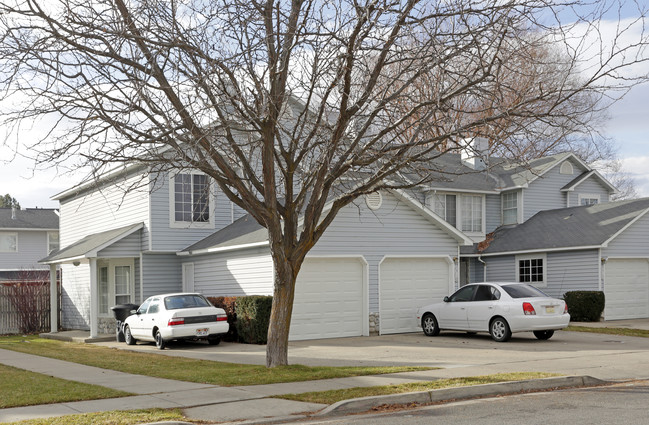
97, 328, 649, 381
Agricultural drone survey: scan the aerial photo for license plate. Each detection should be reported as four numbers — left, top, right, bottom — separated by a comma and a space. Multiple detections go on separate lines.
545, 306, 555, 314
196, 328, 209, 337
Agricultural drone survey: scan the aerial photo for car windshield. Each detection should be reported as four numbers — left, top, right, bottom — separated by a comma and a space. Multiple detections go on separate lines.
164, 295, 211, 310
501, 284, 549, 298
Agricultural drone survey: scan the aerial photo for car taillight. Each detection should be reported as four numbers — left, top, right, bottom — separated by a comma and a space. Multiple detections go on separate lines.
523, 302, 536, 315
564, 303, 569, 314
216, 315, 227, 322
168, 318, 185, 326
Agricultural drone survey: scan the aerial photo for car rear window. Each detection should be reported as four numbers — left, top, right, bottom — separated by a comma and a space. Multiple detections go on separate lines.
164, 295, 211, 310
501, 284, 549, 298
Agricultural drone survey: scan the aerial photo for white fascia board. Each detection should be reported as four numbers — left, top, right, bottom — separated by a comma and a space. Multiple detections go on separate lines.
462, 245, 603, 257
179, 241, 269, 256
40, 254, 87, 265
601, 207, 649, 248
421, 187, 500, 195
390, 189, 474, 245
51, 163, 146, 201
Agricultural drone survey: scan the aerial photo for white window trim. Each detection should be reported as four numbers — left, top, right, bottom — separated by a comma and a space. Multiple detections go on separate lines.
515, 253, 547, 287
501, 191, 518, 225
98, 258, 136, 317
458, 194, 485, 235
578, 193, 600, 206
47, 231, 60, 254
168, 170, 216, 229
0, 232, 18, 253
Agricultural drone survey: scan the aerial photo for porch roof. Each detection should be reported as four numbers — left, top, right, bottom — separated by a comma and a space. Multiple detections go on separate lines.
39, 223, 143, 265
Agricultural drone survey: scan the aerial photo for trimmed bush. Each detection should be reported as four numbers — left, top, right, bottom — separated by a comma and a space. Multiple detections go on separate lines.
563, 291, 605, 322
236, 295, 273, 344
207, 296, 238, 342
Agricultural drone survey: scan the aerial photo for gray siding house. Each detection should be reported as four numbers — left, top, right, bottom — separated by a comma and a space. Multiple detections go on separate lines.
43, 147, 649, 340
0, 207, 59, 281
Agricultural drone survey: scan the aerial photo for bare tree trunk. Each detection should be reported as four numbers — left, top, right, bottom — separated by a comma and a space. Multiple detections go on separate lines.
266, 262, 297, 368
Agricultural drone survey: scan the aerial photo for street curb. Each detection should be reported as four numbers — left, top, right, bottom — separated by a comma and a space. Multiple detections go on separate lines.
316, 375, 606, 416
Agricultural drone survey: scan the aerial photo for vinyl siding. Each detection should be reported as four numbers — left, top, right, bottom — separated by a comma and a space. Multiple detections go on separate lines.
567, 176, 611, 207
310, 192, 459, 312
469, 258, 485, 282
140, 253, 182, 298
184, 246, 274, 297
60, 263, 91, 330
58, 172, 150, 250
0, 230, 50, 270
523, 159, 588, 221
545, 250, 600, 298
605, 213, 649, 258
485, 256, 515, 281
148, 173, 237, 251
485, 193, 503, 232
97, 232, 142, 258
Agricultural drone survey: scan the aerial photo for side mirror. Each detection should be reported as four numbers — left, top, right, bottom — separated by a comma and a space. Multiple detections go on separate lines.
443, 296, 449, 302
132, 309, 139, 315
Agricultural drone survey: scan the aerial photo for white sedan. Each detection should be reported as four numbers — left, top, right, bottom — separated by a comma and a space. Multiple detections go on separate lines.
416, 282, 570, 342
123, 293, 229, 349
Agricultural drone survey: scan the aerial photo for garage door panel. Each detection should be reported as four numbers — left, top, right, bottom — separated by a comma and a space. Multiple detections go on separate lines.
380, 258, 451, 334
289, 258, 364, 341
605, 259, 649, 320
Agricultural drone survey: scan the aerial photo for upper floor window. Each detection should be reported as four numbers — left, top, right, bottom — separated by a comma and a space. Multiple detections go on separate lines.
460, 195, 483, 233
169, 172, 214, 228
48, 231, 59, 254
517, 254, 546, 286
432, 193, 456, 227
0, 232, 17, 252
579, 194, 600, 206
502, 192, 518, 225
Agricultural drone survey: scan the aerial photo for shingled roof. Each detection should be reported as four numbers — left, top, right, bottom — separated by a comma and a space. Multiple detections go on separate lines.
463, 197, 649, 255
0, 208, 59, 230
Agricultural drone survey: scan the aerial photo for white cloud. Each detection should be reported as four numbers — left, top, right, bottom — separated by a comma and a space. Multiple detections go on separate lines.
620, 156, 649, 198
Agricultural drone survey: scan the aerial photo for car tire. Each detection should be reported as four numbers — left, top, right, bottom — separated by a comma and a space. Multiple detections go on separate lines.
208, 337, 221, 346
124, 325, 137, 346
490, 317, 511, 342
422, 313, 440, 336
155, 330, 166, 350
533, 330, 555, 340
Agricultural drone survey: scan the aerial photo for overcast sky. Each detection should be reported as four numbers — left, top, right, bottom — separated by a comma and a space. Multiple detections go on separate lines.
0, 6, 648, 209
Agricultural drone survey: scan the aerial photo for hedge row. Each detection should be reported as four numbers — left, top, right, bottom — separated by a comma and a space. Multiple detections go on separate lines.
207, 295, 272, 344
563, 291, 605, 322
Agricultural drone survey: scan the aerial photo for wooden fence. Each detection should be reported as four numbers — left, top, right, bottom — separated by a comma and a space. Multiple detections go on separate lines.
0, 280, 61, 335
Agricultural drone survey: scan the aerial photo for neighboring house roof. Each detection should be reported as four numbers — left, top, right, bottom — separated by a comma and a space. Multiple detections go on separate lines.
462, 197, 649, 255
560, 170, 618, 194
40, 223, 143, 264
0, 208, 59, 230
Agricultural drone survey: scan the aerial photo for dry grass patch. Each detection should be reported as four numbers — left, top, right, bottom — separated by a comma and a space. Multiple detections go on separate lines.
4, 408, 198, 425
277, 372, 560, 404
565, 326, 649, 338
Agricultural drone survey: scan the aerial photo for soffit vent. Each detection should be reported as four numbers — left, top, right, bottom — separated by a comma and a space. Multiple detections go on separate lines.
365, 192, 383, 210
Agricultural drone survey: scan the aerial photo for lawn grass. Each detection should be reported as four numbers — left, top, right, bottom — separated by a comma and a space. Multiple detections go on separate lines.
0, 336, 433, 387
0, 363, 131, 409
4, 408, 194, 425
277, 372, 560, 404
565, 325, 649, 338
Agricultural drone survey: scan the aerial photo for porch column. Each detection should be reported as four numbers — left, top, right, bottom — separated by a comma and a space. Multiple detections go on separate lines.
49, 264, 58, 333
89, 258, 98, 338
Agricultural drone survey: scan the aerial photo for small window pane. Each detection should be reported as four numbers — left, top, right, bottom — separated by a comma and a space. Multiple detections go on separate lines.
99, 267, 109, 314
0, 233, 17, 252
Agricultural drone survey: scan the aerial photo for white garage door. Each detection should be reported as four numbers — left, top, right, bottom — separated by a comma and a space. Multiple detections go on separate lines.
289, 257, 365, 341
605, 259, 649, 320
379, 257, 452, 334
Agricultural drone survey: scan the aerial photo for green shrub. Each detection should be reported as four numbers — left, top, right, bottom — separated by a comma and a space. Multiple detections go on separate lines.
206, 296, 238, 342
236, 296, 273, 344
563, 291, 605, 322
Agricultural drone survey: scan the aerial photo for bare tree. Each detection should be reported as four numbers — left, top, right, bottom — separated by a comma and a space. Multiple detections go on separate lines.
0, 0, 647, 366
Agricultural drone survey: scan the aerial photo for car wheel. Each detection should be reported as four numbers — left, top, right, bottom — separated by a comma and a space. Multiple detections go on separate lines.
533, 330, 555, 340
124, 325, 137, 345
422, 313, 440, 336
155, 330, 166, 350
208, 336, 221, 346
490, 317, 511, 342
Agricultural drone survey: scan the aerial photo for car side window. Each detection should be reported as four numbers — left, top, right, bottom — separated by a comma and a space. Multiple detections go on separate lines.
147, 303, 159, 314
449, 286, 476, 302
474, 285, 494, 301
137, 299, 151, 315
490, 287, 501, 300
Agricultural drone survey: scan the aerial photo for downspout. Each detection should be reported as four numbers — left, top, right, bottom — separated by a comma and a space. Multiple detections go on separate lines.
478, 255, 487, 282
